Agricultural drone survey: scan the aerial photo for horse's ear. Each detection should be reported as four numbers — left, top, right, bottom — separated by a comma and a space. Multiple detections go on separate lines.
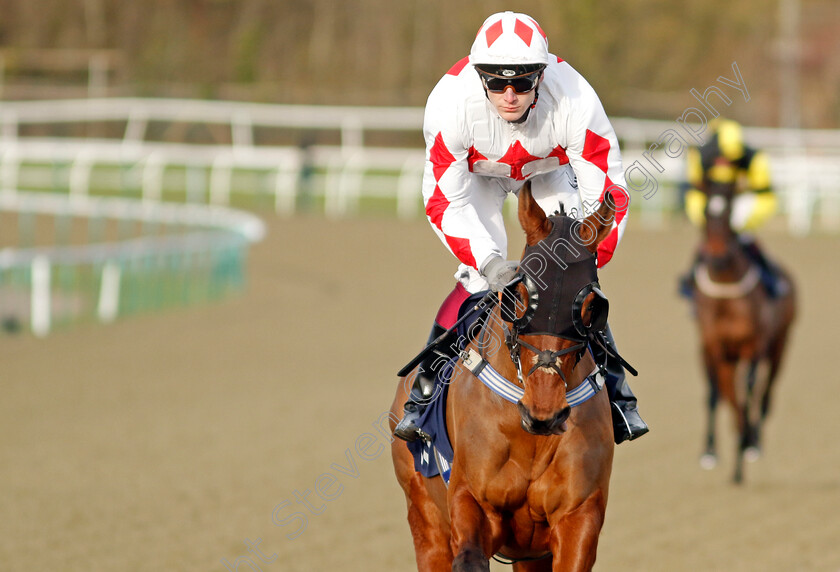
518, 181, 553, 246
576, 191, 618, 254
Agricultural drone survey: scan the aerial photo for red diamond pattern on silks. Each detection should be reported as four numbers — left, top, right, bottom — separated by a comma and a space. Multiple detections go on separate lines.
497, 141, 540, 181
484, 20, 503, 47
430, 132, 456, 181
514, 19, 533, 46
467, 146, 488, 172
596, 175, 631, 268
548, 144, 570, 165
598, 231, 618, 267
425, 185, 449, 229
582, 129, 611, 174
445, 235, 477, 269
603, 177, 630, 211
447, 57, 470, 76
425, 186, 477, 269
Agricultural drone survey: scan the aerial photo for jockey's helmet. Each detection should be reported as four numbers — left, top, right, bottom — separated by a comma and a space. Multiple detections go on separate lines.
712, 118, 745, 162
470, 11, 550, 79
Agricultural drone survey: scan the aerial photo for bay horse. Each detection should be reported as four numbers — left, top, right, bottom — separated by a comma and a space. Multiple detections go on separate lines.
691, 180, 796, 484
390, 182, 619, 571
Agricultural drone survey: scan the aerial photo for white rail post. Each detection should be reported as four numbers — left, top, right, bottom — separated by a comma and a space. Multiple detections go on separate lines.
274, 153, 301, 216
337, 151, 364, 217
785, 151, 812, 236
69, 151, 93, 197
1, 145, 19, 191
185, 164, 205, 204
340, 115, 363, 151
97, 261, 121, 323
231, 110, 254, 149
123, 108, 148, 143
142, 152, 164, 203
397, 157, 423, 220
30, 255, 51, 337
209, 153, 232, 206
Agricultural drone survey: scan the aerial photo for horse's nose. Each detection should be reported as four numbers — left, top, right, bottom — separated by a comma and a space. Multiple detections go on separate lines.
517, 403, 571, 436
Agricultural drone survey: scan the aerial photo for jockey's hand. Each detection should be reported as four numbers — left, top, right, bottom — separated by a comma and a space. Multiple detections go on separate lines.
482, 255, 519, 292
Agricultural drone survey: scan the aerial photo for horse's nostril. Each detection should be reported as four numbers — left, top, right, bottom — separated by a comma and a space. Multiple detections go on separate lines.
517, 402, 572, 435
557, 406, 571, 423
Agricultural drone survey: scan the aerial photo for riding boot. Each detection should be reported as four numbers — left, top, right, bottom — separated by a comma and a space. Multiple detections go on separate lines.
394, 324, 448, 442
678, 254, 700, 299
601, 326, 649, 444
740, 238, 781, 298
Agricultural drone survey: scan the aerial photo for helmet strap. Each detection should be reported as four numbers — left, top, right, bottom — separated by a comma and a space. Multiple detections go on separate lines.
529, 88, 540, 110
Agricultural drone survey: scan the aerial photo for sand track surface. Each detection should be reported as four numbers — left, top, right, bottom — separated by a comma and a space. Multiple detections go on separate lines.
1, 215, 838, 571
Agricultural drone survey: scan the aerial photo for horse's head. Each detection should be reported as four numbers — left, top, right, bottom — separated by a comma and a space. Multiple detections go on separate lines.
507, 181, 616, 435
700, 180, 740, 272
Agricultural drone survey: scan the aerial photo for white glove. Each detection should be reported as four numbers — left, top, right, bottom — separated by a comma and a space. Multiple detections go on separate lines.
481, 255, 519, 292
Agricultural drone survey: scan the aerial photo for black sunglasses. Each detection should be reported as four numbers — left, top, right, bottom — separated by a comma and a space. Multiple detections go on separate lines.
479, 71, 541, 94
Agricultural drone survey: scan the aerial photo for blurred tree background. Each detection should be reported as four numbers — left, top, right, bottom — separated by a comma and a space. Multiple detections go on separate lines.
0, 0, 837, 128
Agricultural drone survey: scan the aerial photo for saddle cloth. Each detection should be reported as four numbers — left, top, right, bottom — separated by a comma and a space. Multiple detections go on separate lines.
406, 291, 490, 484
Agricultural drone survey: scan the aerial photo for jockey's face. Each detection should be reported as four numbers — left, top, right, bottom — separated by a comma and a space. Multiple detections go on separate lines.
486, 82, 538, 122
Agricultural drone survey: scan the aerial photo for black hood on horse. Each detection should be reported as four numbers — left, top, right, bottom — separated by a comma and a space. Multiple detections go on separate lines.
517, 214, 603, 339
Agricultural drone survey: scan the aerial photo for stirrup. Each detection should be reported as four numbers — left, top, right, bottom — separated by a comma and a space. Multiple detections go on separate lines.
611, 403, 649, 444
394, 404, 430, 442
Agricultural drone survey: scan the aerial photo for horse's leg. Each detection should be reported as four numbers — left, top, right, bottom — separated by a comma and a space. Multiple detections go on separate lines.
449, 487, 494, 572
743, 359, 767, 462
732, 358, 755, 485
710, 357, 745, 484
548, 491, 607, 572
762, 312, 794, 421
391, 390, 453, 571
700, 347, 720, 469
405, 473, 454, 571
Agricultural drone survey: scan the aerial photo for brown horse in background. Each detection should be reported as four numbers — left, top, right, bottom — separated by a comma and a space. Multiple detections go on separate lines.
691, 180, 796, 484
390, 182, 618, 571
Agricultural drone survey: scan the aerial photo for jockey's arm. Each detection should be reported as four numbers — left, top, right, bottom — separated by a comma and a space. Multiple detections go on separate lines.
561, 71, 630, 268
420, 82, 503, 272
684, 147, 707, 226
732, 150, 776, 231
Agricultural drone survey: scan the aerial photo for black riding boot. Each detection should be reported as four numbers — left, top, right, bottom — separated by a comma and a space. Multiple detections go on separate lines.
678, 253, 700, 299
394, 324, 449, 442
740, 238, 782, 298
601, 326, 649, 444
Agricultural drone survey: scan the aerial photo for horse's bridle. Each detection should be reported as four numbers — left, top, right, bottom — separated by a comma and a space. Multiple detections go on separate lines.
497, 273, 598, 387
490, 271, 636, 388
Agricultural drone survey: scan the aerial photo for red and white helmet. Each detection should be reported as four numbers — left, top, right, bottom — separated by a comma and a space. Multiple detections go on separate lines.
469, 12, 550, 67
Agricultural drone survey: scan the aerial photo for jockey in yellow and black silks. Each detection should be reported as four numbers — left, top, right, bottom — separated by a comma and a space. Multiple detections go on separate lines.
679, 118, 784, 298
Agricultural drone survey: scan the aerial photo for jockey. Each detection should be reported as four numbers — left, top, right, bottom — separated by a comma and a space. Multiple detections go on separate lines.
394, 11, 649, 444
679, 118, 783, 298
